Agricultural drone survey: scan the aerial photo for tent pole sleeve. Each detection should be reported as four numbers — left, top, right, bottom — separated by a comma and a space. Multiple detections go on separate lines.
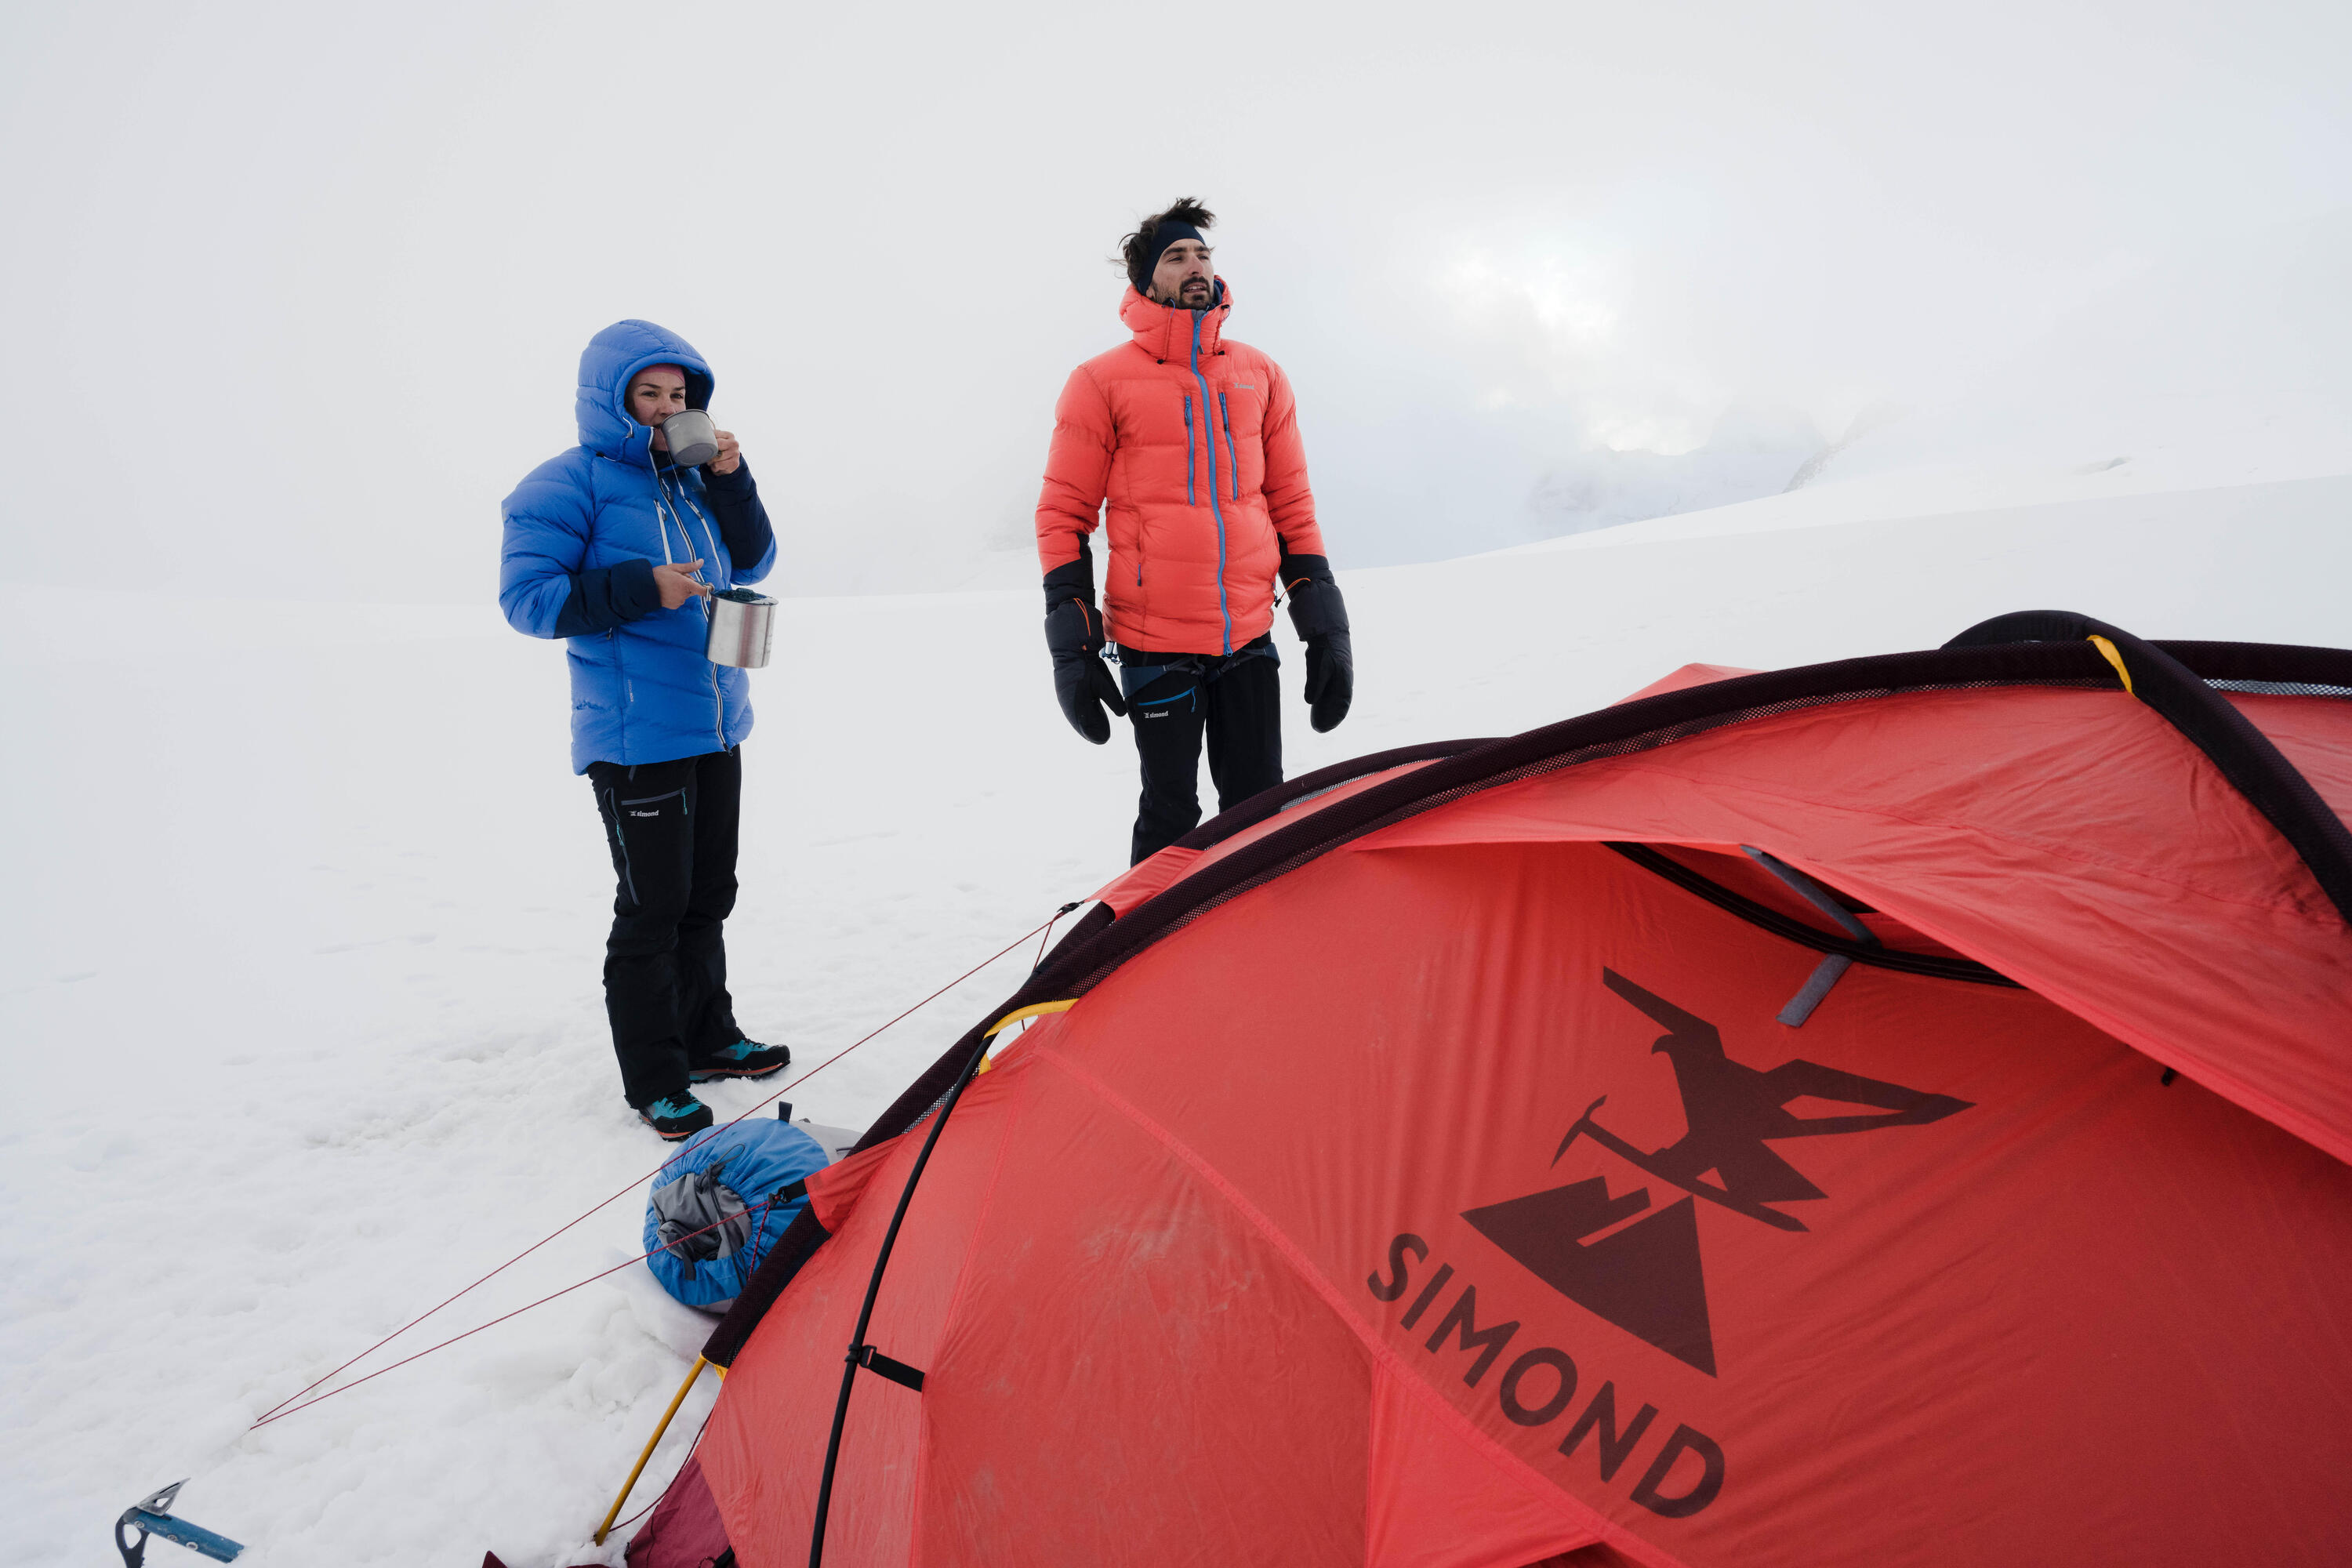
593, 1356, 708, 1546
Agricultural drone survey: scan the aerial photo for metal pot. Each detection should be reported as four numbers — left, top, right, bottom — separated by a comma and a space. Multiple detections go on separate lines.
660, 408, 720, 468
706, 587, 776, 669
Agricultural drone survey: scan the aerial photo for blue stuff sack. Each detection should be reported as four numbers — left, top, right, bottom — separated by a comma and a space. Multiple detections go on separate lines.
644, 1119, 831, 1312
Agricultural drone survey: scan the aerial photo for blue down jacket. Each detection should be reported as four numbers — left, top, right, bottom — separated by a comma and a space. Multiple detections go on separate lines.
499, 320, 778, 772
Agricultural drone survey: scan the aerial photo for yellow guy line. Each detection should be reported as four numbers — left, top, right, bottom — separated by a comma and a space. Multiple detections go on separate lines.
2087, 634, 2135, 696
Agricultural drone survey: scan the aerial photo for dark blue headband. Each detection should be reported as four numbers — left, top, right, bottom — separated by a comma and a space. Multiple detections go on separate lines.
1141, 220, 1207, 286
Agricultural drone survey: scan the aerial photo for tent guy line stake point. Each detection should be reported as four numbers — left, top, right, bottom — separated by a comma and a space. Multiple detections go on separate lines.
251, 1194, 789, 1429
593, 1357, 710, 1544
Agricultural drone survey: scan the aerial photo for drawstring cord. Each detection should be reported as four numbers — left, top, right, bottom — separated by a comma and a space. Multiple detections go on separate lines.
642, 417, 717, 617
677, 485, 727, 589
622, 381, 727, 602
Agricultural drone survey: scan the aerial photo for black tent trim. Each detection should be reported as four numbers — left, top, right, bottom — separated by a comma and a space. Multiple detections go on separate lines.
1169, 738, 1498, 851
1944, 613, 2352, 926
702, 618, 2350, 1367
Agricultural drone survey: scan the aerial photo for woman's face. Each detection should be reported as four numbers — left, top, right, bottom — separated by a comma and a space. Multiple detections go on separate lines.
627, 365, 689, 449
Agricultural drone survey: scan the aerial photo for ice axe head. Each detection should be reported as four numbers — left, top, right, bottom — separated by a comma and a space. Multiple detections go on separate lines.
116, 1481, 183, 1568
116, 1480, 245, 1566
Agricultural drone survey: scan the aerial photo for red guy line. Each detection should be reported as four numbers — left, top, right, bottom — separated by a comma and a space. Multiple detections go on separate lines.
249, 915, 1058, 1428
252, 1192, 790, 1428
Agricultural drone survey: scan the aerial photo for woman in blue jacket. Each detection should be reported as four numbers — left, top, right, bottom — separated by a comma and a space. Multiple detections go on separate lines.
501, 319, 788, 1139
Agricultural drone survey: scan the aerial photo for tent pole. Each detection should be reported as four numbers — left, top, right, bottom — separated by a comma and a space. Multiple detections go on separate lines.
593, 1356, 709, 1546
808, 1000, 1071, 1568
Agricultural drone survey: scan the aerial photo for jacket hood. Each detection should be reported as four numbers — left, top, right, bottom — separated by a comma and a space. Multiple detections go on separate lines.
1120, 279, 1232, 364
576, 319, 716, 466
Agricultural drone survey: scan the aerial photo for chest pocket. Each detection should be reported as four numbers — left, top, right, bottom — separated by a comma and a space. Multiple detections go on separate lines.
1216, 383, 1269, 500
590, 463, 714, 578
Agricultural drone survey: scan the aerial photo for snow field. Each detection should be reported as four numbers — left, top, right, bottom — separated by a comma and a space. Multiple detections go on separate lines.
2, 470, 2348, 1563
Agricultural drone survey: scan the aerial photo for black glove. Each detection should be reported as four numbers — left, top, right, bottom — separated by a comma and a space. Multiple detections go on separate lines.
1044, 546, 1127, 744
1282, 554, 1353, 733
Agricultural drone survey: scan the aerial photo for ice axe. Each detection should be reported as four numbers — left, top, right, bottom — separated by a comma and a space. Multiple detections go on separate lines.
114, 1481, 244, 1566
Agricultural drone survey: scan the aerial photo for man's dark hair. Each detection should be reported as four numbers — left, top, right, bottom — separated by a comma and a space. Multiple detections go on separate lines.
1120, 198, 1217, 295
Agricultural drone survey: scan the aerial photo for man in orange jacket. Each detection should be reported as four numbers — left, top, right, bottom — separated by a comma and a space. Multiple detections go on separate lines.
1036, 198, 1354, 865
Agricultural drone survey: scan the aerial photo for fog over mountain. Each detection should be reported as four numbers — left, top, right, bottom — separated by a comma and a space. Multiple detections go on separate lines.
3, 1, 2347, 597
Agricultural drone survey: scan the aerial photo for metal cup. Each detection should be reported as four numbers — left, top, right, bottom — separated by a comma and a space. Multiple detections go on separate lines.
706, 587, 776, 669
660, 408, 720, 467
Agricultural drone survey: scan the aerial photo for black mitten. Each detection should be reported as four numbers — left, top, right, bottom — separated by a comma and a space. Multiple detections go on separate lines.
1044, 545, 1127, 744
1283, 554, 1353, 733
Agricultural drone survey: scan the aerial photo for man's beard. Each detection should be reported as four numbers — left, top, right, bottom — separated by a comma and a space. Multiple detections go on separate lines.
1162, 278, 1214, 309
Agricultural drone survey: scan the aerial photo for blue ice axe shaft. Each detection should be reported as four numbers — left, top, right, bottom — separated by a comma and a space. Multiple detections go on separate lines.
116, 1482, 244, 1566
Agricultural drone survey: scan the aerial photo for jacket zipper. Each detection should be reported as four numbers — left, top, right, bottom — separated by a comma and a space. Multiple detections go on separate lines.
702, 492, 724, 746
1182, 395, 1196, 506
1218, 391, 1240, 500
1190, 317, 1232, 654
655, 463, 729, 749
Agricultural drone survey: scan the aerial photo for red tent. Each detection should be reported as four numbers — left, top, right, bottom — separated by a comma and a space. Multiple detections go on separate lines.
641, 612, 2352, 1568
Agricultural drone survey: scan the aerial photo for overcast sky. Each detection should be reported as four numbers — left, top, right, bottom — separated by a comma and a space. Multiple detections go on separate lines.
4, 0, 2347, 599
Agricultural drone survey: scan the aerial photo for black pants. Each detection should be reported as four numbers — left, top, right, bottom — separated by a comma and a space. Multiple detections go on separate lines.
1120, 641, 1283, 864
586, 748, 745, 1107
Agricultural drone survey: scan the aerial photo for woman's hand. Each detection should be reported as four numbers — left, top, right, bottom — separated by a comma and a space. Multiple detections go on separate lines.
653, 561, 712, 609
709, 430, 742, 474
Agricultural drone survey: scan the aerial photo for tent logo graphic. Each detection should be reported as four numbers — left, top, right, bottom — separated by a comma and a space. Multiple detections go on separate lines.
1463, 967, 1972, 1376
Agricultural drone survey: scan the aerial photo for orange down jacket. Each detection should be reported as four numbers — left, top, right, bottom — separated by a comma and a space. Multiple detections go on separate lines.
1036, 282, 1327, 655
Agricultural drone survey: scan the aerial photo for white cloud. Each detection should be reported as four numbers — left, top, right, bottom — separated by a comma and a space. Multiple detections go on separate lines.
3, 0, 2348, 591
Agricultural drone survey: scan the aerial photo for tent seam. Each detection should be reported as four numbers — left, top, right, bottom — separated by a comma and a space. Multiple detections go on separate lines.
1028, 1044, 1703, 1568
1364, 1359, 1604, 1568
1056, 638, 2350, 1025
1359, 756, 2331, 924
1058, 677, 2130, 998
1338, 775, 2352, 1166
898, 1071, 1028, 1568
1596, 838, 2352, 1167
1549, 746, 2341, 922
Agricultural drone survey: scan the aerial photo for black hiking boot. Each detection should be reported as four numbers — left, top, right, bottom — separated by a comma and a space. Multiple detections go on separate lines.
637, 1093, 716, 1141
688, 1038, 792, 1083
